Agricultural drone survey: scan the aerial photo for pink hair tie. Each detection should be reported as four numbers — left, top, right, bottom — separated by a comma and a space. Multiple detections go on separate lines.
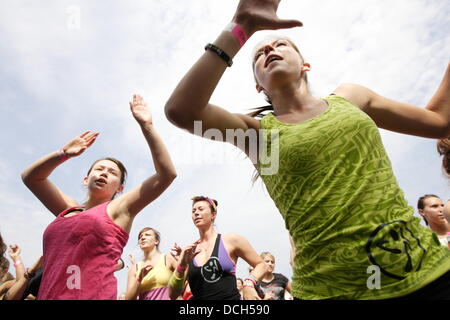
204, 197, 217, 212
226, 22, 249, 48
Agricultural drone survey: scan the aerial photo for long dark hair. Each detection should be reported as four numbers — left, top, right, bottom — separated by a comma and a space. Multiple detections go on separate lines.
437, 138, 450, 178
0, 233, 9, 278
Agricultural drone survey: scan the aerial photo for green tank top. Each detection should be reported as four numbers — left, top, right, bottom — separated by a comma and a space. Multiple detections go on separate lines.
257, 95, 450, 299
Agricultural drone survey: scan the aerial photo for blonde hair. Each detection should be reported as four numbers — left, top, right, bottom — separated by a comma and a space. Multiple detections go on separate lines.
260, 251, 275, 262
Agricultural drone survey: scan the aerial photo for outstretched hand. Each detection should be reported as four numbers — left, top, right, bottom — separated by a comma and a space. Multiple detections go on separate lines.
8, 245, 21, 261
62, 131, 99, 158
170, 242, 182, 262
130, 94, 153, 125
138, 264, 153, 280
233, 0, 302, 36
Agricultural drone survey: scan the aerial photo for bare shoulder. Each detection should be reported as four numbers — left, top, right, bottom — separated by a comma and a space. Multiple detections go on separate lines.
223, 233, 246, 246
333, 83, 374, 110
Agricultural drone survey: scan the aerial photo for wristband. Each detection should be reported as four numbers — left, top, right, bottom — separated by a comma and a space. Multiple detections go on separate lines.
205, 43, 233, 67
24, 269, 35, 280
244, 276, 257, 287
14, 260, 22, 267
57, 148, 70, 162
225, 22, 249, 48
168, 272, 185, 291
176, 264, 187, 274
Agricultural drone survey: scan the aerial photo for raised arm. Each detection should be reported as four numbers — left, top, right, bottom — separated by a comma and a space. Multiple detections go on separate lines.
108, 95, 177, 232
168, 241, 200, 300
125, 263, 152, 300
21, 131, 99, 216
334, 62, 450, 138
4, 249, 43, 301
164, 0, 302, 140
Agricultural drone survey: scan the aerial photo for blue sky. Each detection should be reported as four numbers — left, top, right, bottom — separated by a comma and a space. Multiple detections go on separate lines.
1, 0, 449, 297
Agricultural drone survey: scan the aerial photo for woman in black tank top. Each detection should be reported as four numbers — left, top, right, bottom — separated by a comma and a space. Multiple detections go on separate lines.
168, 196, 268, 300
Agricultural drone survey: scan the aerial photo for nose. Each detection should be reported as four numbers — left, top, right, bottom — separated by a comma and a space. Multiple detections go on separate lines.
263, 44, 274, 56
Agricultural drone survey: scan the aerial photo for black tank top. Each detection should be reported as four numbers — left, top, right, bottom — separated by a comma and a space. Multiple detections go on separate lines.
188, 234, 241, 300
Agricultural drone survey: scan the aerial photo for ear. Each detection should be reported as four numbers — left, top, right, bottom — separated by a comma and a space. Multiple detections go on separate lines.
418, 209, 424, 217
116, 185, 124, 194
83, 176, 89, 188
301, 63, 311, 72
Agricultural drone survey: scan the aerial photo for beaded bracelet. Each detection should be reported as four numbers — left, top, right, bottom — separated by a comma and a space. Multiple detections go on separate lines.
205, 43, 233, 67
13, 260, 22, 267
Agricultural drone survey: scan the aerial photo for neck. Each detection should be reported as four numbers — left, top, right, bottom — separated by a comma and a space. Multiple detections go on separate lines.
263, 272, 274, 282
84, 194, 111, 210
198, 226, 217, 242
269, 82, 320, 116
143, 247, 160, 262
429, 221, 450, 236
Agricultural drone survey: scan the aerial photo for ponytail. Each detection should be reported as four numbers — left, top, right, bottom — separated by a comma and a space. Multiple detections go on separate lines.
437, 138, 450, 177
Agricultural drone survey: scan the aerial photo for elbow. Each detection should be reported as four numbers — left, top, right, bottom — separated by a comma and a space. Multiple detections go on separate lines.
167, 171, 178, 182
165, 100, 186, 129
164, 100, 197, 132
164, 169, 178, 183
21, 171, 31, 186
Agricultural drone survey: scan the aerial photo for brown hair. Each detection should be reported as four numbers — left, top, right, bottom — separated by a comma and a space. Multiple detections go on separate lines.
0, 233, 8, 278
86, 157, 128, 200
191, 196, 218, 213
437, 138, 450, 177
87, 157, 127, 185
417, 194, 441, 225
138, 227, 161, 250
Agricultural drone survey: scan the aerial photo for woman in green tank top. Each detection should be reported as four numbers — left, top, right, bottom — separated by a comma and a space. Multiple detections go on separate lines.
164, 0, 450, 299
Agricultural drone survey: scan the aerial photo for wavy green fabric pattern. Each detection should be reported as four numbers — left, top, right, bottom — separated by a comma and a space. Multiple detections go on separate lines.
257, 95, 450, 299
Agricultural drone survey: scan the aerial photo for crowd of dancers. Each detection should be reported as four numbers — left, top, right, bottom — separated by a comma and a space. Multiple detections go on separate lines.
1, 0, 450, 300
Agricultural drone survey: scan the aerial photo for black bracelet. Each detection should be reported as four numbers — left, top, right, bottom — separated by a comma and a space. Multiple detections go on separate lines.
205, 43, 233, 67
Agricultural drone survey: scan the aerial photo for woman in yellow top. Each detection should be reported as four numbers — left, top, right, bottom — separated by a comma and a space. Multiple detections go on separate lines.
125, 227, 178, 300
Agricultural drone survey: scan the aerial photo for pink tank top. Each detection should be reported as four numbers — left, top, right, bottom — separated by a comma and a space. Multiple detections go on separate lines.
38, 201, 129, 300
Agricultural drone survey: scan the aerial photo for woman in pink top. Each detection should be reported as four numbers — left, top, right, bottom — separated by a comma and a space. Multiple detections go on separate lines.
21, 95, 177, 300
